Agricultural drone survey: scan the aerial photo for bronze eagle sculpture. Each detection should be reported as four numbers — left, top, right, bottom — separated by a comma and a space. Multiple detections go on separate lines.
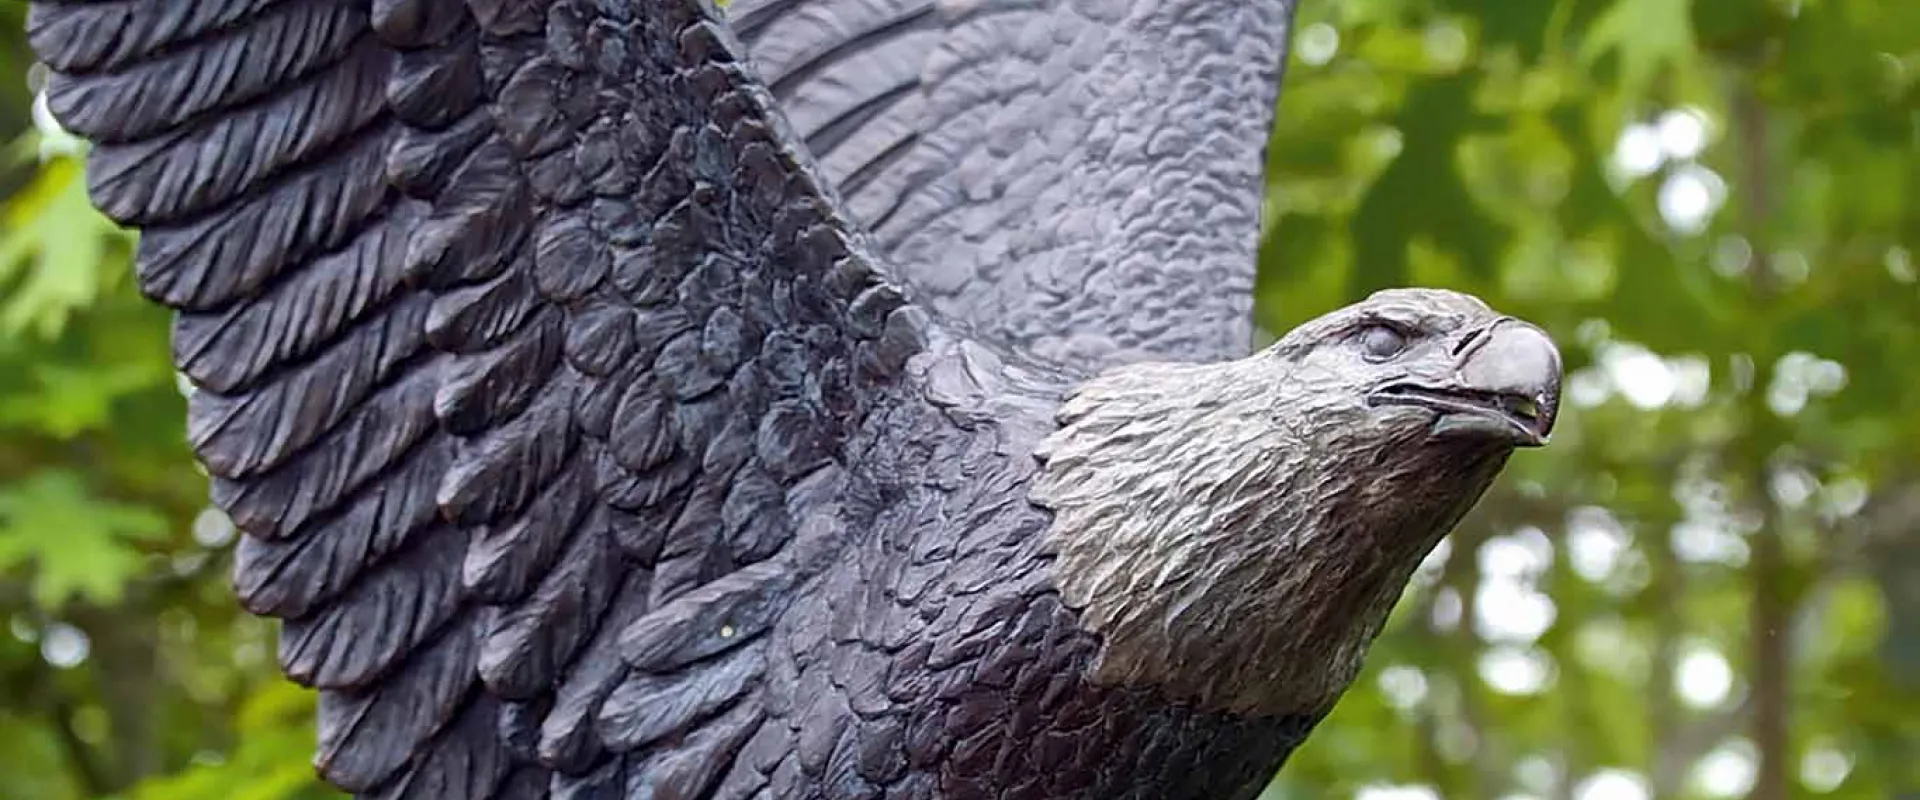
25, 0, 1562, 797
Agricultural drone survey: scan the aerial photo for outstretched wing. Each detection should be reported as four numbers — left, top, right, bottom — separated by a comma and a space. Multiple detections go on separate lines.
30, 1, 936, 795
728, 0, 1301, 366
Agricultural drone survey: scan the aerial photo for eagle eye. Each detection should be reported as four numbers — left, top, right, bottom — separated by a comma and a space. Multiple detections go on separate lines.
1358, 324, 1408, 361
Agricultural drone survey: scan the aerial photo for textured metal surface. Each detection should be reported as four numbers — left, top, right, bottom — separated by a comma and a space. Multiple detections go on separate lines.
25, 1, 1559, 799
29, 0, 937, 795
726, 0, 1301, 368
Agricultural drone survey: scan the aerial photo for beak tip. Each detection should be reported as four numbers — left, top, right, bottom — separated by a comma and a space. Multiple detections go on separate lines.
1461, 321, 1563, 443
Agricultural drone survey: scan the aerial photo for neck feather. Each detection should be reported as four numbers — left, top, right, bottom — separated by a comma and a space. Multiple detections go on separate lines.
1031, 356, 1508, 717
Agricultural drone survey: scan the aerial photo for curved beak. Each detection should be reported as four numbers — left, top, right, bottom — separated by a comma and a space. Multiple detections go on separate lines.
1367, 319, 1563, 447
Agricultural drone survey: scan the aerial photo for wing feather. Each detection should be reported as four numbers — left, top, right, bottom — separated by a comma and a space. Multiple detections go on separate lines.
364, 696, 516, 800
42, 2, 365, 143
231, 436, 450, 617
463, 462, 595, 604
132, 130, 394, 310
477, 523, 622, 699
186, 293, 430, 479
28, 0, 289, 73
278, 523, 468, 689
172, 212, 414, 394
30, 0, 946, 797
315, 616, 483, 790
81, 40, 389, 224
209, 365, 441, 537
731, 0, 1299, 366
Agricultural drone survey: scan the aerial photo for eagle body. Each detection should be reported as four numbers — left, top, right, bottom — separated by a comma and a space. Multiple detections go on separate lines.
24, 0, 1562, 797
713, 341, 1319, 800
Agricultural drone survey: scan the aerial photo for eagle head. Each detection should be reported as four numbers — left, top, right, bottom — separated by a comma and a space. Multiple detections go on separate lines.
1270, 287, 1560, 450
1031, 287, 1562, 718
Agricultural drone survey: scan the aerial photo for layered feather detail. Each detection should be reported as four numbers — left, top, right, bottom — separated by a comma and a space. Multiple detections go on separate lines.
28, 0, 931, 796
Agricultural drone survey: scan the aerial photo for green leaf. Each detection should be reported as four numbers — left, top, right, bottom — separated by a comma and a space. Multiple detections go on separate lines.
1578, 0, 1698, 99
0, 470, 167, 609
0, 358, 170, 438
1348, 73, 1509, 298
1443, 0, 1561, 60
0, 148, 129, 340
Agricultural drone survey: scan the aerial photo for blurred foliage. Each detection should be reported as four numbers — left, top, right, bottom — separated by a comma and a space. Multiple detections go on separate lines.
0, 0, 1914, 799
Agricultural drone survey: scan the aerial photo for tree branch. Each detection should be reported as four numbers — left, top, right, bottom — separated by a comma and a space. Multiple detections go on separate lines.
1731, 77, 1792, 800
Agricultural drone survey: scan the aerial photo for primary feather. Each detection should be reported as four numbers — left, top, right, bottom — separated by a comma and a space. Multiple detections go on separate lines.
26, 1, 1562, 799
